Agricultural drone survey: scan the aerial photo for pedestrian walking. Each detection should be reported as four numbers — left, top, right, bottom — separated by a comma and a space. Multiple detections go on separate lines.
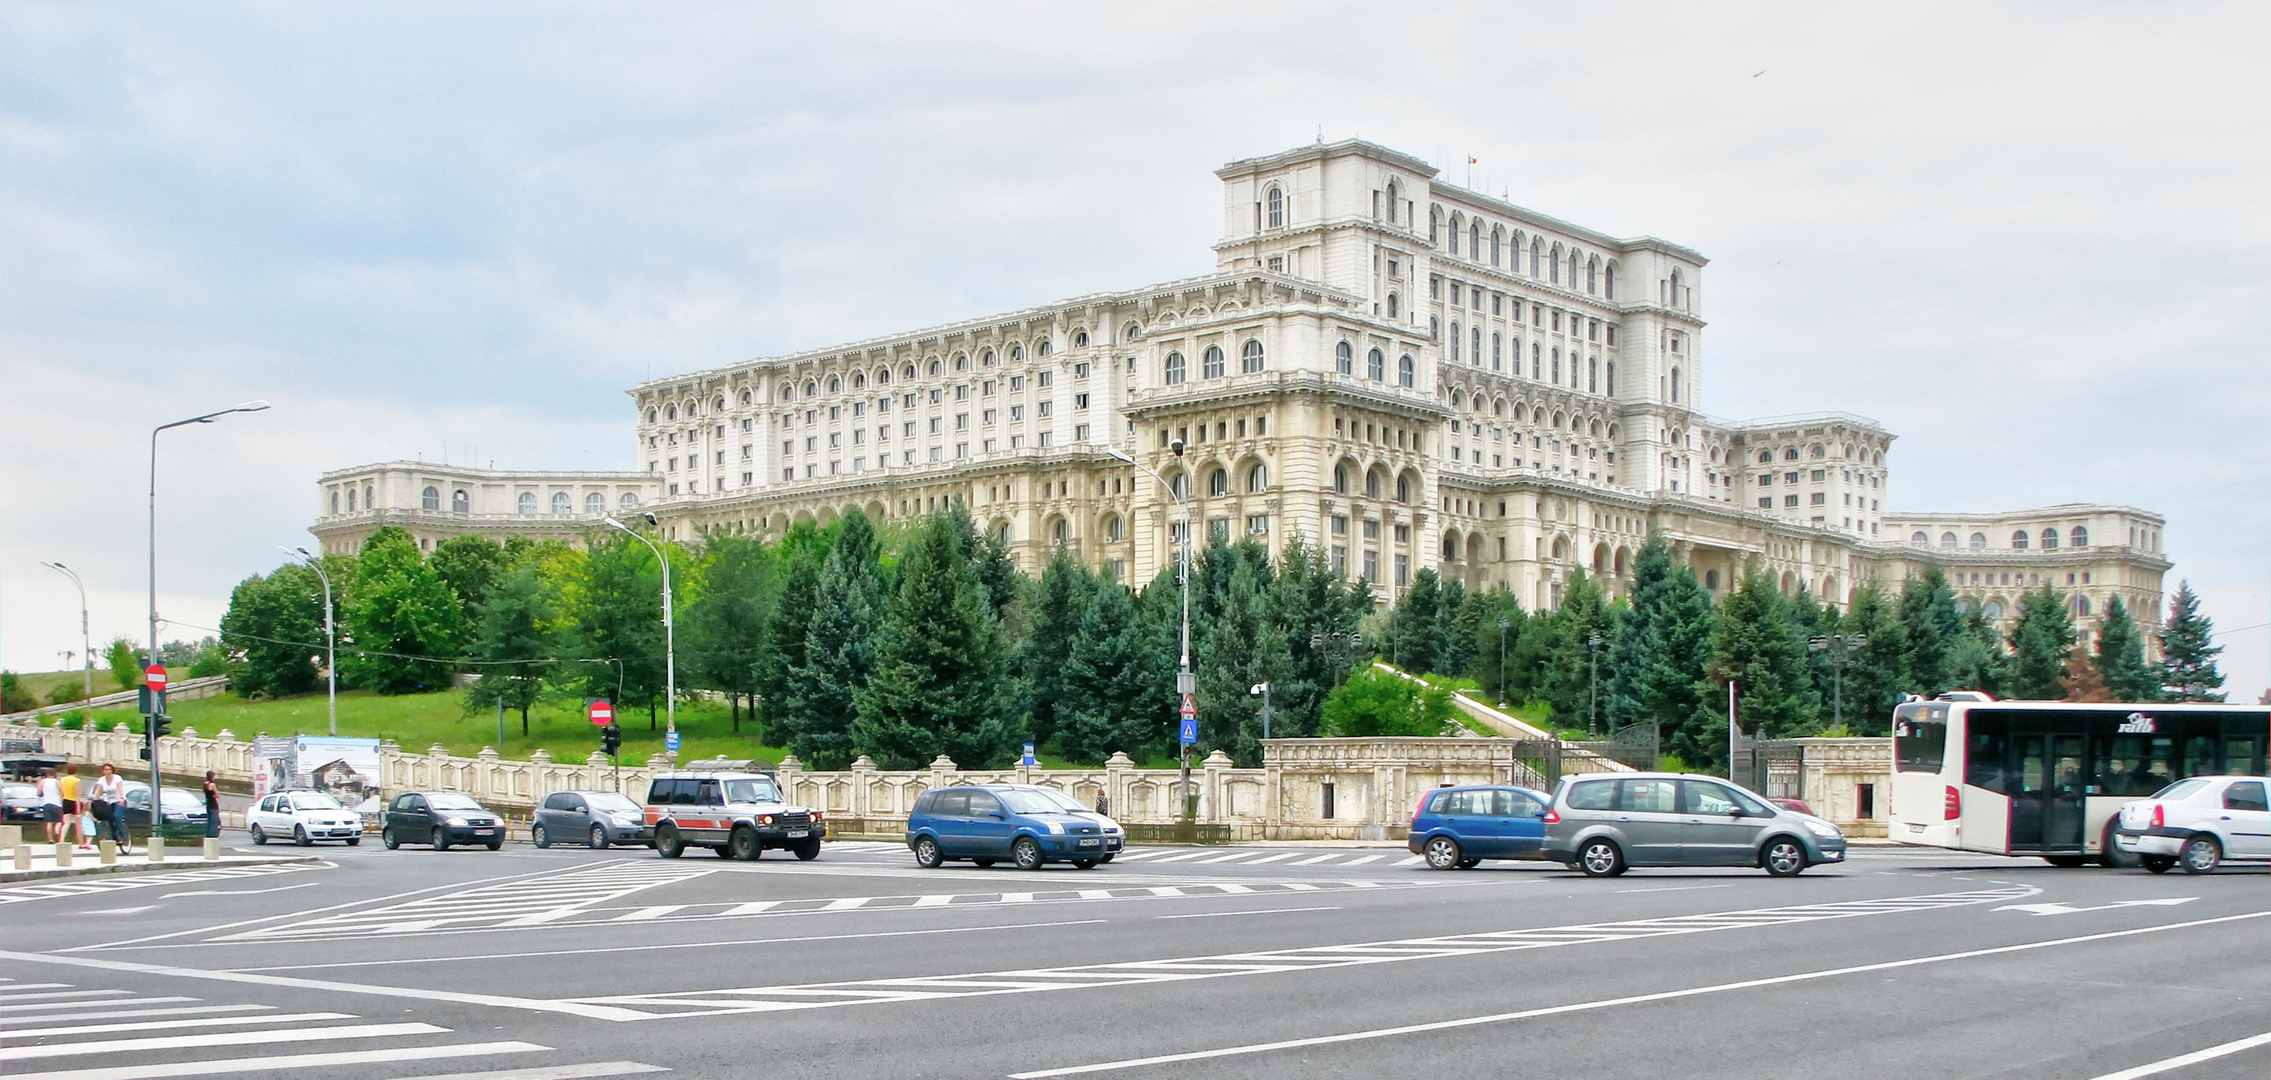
203, 771, 221, 839
91, 764, 127, 850
60, 763, 89, 850
36, 768, 63, 844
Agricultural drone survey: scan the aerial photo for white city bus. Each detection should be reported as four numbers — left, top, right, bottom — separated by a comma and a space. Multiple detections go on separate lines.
1889, 695, 2270, 865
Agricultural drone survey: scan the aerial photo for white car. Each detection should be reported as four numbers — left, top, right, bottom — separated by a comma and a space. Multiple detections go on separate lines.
2113, 775, 2271, 874
249, 789, 366, 846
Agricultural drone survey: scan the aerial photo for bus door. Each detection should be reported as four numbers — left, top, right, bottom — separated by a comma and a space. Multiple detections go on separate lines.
2008, 728, 2086, 852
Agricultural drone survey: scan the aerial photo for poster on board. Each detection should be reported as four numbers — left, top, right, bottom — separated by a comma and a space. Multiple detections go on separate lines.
292, 736, 383, 815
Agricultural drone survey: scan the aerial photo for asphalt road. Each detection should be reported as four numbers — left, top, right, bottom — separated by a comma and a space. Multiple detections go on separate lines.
3, 836, 2269, 1080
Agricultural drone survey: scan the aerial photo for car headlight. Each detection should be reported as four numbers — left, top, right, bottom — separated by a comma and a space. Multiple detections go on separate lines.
443, 816, 468, 827
1044, 820, 1065, 835
1801, 818, 1841, 839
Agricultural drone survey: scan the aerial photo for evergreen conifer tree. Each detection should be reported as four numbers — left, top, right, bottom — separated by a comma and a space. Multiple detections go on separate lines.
2157, 581, 2225, 701
2092, 594, 2161, 702
1697, 569, 1817, 766
1388, 569, 1447, 675
1836, 586, 1907, 734
782, 511, 885, 768
1474, 593, 1529, 706
1057, 582, 1151, 764
1194, 555, 1291, 766
1543, 569, 1613, 732
752, 525, 826, 734
2010, 584, 2077, 700
1896, 567, 1964, 697
1266, 533, 1365, 739
1604, 538, 1714, 741
1015, 548, 1098, 748
855, 514, 1018, 769
1439, 579, 1480, 679
1945, 610, 2014, 698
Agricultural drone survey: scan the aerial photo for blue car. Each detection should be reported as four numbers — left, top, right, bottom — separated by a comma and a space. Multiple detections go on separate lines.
1407, 784, 1554, 870
907, 784, 1124, 871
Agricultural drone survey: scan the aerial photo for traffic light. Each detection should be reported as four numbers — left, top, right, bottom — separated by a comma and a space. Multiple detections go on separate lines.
601, 723, 621, 757
150, 714, 172, 740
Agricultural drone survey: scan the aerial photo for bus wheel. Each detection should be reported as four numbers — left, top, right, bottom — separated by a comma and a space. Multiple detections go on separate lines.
2097, 823, 2140, 869
2043, 855, 2088, 868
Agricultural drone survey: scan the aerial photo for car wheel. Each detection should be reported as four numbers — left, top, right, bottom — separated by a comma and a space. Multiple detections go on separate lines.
2180, 834, 2222, 874
973, 858, 998, 868
486, 838, 503, 851
914, 835, 944, 868
1013, 836, 1045, 871
589, 825, 608, 850
346, 836, 361, 846
654, 823, 684, 859
1577, 838, 1624, 878
294, 825, 313, 847
434, 832, 450, 852
1098, 854, 1114, 864
532, 824, 551, 849
1762, 837, 1809, 877
728, 826, 761, 861
1423, 835, 1464, 871
382, 827, 399, 850
794, 837, 821, 861
2098, 822, 2140, 869
1072, 859, 1098, 870
249, 823, 267, 846
2141, 855, 2176, 874
1456, 858, 1481, 870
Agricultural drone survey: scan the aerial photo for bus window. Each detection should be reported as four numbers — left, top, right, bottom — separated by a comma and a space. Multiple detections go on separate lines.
2224, 737, 2259, 776
1966, 728, 2009, 794
2185, 736, 2220, 780
1895, 713, 1946, 773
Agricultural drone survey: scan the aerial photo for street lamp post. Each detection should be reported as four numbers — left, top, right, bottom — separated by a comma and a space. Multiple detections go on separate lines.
39, 562, 91, 709
602, 515, 675, 745
1808, 633, 1868, 729
1496, 616, 1511, 708
150, 401, 269, 819
1586, 632, 1603, 737
1106, 443, 1193, 815
1249, 682, 1272, 740
282, 547, 336, 736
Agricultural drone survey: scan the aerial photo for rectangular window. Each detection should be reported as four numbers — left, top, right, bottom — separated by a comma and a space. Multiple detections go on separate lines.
955, 413, 969, 430
828, 433, 840, 448
1038, 401, 1052, 417
1783, 494, 1799, 508
1039, 371, 1053, 387
1010, 405, 1024, 420
1039, 431, 1053, 447
929, 446, 942, 461
1362, 549, 1378, 580
829, 405, 841, 420
1075, 393, 1089, 410
1758, 497, 1772, 509
983, 380, 996, 395
928, 418, 941, 434
1247, 515, 1269, 535
983, 437, 997, 452
1394, 553, 1409, 586
955, 385, 970, 400
1331, 515, 1348, 535
1811, 492, 1827, 506
1394, 524, 1411, 543
983, 408, 997, 425
956, 442, 969, 458
1331, 544, 1347, 573
1010, 375, 1025, 390
1075, 423, 1091, 439
1362, 519, 1379, 540
1074, 362, 1090, 378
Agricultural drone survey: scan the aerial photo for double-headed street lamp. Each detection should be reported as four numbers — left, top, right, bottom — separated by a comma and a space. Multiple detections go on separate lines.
150, 401, 269, 816
1809, 633, 1869, 729
602, 514, 675, 745
1106, 443, 1194, 814
280, 547, 337, 736
40, 562, 91, 709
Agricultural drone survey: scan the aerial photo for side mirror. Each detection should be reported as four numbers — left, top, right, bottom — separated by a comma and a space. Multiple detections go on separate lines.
1729, 808, 1746, 818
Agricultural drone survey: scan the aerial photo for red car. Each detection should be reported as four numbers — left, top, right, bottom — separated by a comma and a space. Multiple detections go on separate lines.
1768, 797, 1815, 817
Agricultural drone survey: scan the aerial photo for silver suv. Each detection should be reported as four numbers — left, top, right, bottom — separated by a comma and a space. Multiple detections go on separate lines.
644, 771, 825, 861
1543, 772, 1846, 877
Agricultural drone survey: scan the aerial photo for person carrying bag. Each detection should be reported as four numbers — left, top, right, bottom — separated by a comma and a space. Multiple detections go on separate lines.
90, 764, 127, 850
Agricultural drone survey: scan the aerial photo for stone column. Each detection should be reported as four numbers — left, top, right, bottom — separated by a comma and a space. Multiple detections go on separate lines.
1104, 752, 1133, 818
850, 756, 877, 818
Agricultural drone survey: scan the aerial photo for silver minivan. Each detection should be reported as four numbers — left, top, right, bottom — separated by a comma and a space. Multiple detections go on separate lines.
1542, 772, 1847, 877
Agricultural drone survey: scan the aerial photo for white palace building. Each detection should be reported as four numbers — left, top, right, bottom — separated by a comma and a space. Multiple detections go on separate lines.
312, 140, 2172, 645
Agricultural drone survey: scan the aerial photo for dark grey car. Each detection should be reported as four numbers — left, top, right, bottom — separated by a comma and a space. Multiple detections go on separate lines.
533, 790, 647, 850
1542, 772, 1846, 877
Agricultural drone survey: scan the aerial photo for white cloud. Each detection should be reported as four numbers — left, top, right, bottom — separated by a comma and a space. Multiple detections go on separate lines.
3, 1, 2266, 697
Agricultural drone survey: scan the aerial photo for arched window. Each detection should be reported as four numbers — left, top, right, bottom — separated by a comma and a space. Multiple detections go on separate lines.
1169, 472, 1187, 500
1910, 531, 1929, 547
1333, 463, 1349, 494
1336, 341, 1353, 375
1385, 180, 1398, 222
1365, 470, 1381, 499
620, 492, 639, 509
1970, 532, 1987, 550
1670, 367, 1681, 403
740, 389, 753, 405
2041, 528, 2060, 550
1983, 601, 2004, 620
1810, 444, 1827, 459
1530, 240, 1541, 277
927, 360, 941, 376
954, 352, 970, 370
1605, 360, 1615, 396
827, 376, 841, 393
1587, 357, 1598, 394
1490, 227, 1503, 266
1395, 473, 1412, 503
1449, 322, 1461, 362
1247, 463, 1267, 493
646, 408, 659, 423
1037, 339, 1053, 356
552, 492, 573, 516
1491, 332, 1502, 370
1568, 249, 1580, 285
980, 349, 995, 367
998, 522, 1013, 546
1586, 257, 1598, 294
586, 492, 606, 514
901, 364, 916, 382
518, 492, 538, 516
1784, 448, 1800, 461
1164, 351, 1186, 385
1072, 331, 1088, 348
1471, 327, 1481, 366
1758, 451, 1773, 464
1549, 244, 1562, 283
1368, 348, 1385, 381
666, 403, 679, 420
1241, 339, 1264, 374
1670, 268, 1685, 307
452, 489, 469, 513
1469, 222, 1480, 259
1104, 515, 1123, 542
2012, 530, 2030, 550
1052, 518, 1070, 545
803, 381, 817, 397
1399, 354, 1416, 387
2075, 594, 2092, 617
1209, 468, 1228, 497
851, 372, 865, 390
1202, 345, 1226, 379
1940, 532, 1958, 548
714, 395, 726, 412
1705, 569, 1719, 591
2070, 526, 2089, 548
1604, 263, 1616, 300
421, 485, 439, 511
1429, 207, 1440, 246
1386, 292, 1399, 319
1265, 185, 1283, 229
330, 490, 339, 514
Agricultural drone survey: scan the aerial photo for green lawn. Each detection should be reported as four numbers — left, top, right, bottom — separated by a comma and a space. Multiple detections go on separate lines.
13, 668, 128, 705
84, 690, 788, 766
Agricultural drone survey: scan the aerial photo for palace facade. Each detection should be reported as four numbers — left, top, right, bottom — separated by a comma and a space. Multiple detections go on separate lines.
312, 141, 2171, 646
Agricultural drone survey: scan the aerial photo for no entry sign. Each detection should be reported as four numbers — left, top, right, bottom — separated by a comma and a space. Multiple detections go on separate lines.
588, 700, 614, 726
145, 664, 167, 692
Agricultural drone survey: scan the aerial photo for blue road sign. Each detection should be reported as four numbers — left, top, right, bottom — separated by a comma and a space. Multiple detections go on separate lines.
1179, 718, 1198, 745
1021, 743, 1037, 766
665, 729, 681, 751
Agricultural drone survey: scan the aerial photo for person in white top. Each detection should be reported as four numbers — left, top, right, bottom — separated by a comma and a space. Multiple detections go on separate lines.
91, 764, 127, 848
36, 768, 63, 845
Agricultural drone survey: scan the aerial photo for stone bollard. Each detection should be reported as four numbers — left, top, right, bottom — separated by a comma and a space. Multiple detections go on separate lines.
202, 837, 220, 861
147, 836, 166, 864
1, 824, 19, 849
54, 842, 72, 869
98, 840, 117, 866
11, 844, 27, 871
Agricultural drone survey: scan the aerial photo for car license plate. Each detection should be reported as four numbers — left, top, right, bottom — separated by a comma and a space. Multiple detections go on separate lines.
474, 829, 494, 835
1079, 838, 1101, 846
786, 829, 809, 838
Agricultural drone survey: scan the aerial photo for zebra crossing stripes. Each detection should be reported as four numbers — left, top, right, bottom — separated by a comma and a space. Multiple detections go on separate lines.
1103, 847, 1424, 868
0, 862, 326, 906
565, 885, 2035, 1018
0, 980, 665, 1080
217, 861, 715, 943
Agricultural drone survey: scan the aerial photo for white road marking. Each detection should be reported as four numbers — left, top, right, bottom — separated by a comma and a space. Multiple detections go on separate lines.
0, 950, 653, 1021
0, 1004, 270, 1022
1195, 852, 1253, 864
1289, 854, 1340, 866
2086, 1028, 2271, 1080
1994, 898, 2196, 916
0, 1041, 549, 1080
3, 1011, 354, 1039
162, 882, 322, 898
575, 885, 2038, 1019
221, 919, 1108, 972
1340, 855, 1384, 867
610, 906, 686, 922
83, 906, 158, 915
0, 996, 202, 1013
0, 863, 327, 909
1146, 851, 1213, 863
721, 901, 780, 915
0, 990, 129, 1003
0, 1021, 447, 1062
1616, 884, 1734, 894
1241, 853, 1299, 865
373, 1064, 667, 1080
1157, 907, 1342, 920
1006, 907, 2271, 1078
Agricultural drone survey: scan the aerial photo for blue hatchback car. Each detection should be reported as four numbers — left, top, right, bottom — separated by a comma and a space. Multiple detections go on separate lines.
907, 784, 1124, 870
1407, 784, 1554, 870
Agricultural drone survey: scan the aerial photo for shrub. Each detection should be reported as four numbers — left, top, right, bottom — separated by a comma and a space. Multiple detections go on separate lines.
1319, 667, 1457, 737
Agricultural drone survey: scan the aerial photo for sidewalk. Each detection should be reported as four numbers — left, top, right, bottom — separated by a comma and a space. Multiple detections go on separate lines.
0, 843, 325, 883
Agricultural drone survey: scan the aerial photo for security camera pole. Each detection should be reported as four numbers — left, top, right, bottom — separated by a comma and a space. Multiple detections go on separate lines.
1106, 439, 1194, 816
1250, 682, 1272, 740
602, 513, 674, 747
281, 547, 336, 736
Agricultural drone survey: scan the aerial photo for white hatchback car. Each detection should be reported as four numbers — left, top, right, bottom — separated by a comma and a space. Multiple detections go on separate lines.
249, 789, 366, 846
2113, 775, 2271, 874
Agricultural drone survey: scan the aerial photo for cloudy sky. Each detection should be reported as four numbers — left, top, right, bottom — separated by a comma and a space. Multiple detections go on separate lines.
3, 2, 2266, 697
